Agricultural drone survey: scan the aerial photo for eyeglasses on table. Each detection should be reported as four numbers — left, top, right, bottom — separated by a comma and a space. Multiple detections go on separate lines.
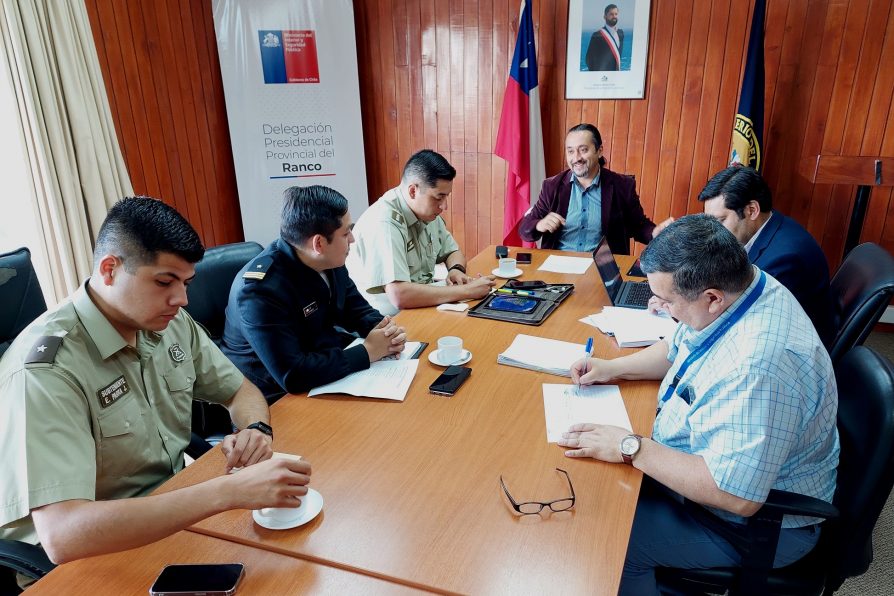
500, 468, 576, 515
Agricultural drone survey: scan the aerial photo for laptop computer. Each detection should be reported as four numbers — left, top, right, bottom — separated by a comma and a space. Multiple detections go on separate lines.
592, 238, 653, 309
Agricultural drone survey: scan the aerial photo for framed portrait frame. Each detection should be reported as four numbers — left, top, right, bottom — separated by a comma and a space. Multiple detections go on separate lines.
565, 0, 652, 99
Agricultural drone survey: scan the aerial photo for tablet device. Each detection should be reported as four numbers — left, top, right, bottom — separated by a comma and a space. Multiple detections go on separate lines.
489, 296, 539, 313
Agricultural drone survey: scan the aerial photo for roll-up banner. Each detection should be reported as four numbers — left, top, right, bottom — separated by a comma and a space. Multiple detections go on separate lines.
212, 0, 368, 243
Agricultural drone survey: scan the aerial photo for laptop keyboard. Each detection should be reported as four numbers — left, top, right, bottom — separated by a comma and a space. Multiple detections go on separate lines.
625, 282, 653, 307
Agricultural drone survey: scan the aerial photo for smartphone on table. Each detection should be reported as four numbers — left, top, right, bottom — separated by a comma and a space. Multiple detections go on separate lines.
516, 252, 532, 264
505, 279, 547, 290
429, 365, 472, 396
149, 563, 245, 596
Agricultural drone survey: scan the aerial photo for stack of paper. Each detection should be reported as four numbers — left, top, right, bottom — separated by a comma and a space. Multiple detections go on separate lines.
542, 384, 632, 442
537, 255, 593, 274
308, 360, 419, 401
497, 334, 585, 377
581, 306, 679, 348
345, 338, 426, 361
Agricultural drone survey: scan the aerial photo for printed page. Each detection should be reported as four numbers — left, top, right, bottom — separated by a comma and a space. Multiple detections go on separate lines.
537, 255, 593, 274
308, 359, 420, 401
542, 383, 632, 442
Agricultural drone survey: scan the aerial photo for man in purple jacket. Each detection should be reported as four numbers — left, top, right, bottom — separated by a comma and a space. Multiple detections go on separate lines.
519, 123, 671, 254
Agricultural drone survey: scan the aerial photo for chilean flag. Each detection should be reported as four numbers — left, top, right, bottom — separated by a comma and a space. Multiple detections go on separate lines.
495, 0, 545, 247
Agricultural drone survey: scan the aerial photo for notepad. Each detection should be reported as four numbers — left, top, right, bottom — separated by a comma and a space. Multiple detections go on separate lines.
497, 334, 585, 377
308, 360, 419, 401
542, 384, 632, 442
580, 306, 679, 348
345, 339, 427, 361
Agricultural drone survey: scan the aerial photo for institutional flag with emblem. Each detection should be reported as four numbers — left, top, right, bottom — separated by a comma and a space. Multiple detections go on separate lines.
495, 0, 545, 247
730, 0, 765, 171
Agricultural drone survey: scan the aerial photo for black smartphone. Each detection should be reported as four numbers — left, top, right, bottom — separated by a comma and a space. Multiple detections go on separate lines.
149, 563, 245, 596
429, 365, 472, 396
495, 245, 509, 259
516, 252, 532, 264
506, 279, 547, 290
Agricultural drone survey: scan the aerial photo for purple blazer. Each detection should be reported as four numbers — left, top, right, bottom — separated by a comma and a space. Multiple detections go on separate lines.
518, 168, 655, 255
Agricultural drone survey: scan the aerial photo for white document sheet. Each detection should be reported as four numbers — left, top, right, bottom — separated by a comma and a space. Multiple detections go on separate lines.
537, 255, 593, 274
580, 306, 679, 348
345, 338, 425, 361
308, 359, 419, 401
542, 384, 632, 442
498, 334, 587, 376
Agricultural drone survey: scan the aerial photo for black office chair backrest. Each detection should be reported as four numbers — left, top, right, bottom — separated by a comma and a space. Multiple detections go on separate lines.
824, 345, 894, 583
827, 243, 894, 363
0, 248, 47, 358
184, 241, 263, 341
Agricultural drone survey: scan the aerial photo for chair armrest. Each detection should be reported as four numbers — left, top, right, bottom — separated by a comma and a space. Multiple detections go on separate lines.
0, 539, 55, 580
186, 432, 213, 459
760, 489, 839, 520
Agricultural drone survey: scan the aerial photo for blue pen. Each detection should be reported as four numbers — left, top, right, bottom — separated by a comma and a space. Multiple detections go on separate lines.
579, 337, 594, 386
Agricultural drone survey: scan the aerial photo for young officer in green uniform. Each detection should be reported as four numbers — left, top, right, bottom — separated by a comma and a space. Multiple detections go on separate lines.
0, 197, 311, 570
346, 149, 496, 315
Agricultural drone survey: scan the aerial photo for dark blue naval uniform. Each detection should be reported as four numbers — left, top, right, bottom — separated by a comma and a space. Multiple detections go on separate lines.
221, 237, 384, 401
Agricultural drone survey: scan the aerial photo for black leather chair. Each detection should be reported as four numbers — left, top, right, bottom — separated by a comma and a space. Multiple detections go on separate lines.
827, 242, 894, 363
184, 241, 263, 343
0, 248, 47, 358
183, 241, 263, 440
656, 345, 894, 595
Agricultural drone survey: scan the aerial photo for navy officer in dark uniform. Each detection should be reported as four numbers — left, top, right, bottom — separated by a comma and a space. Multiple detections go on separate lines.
221, 185, 407, 402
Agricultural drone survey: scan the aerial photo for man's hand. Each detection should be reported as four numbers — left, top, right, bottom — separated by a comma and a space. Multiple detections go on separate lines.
557, 423, 629, 461
652, 217, 675, 237
570, 357, 615, 385
535, 212, 566, 234
646, 296, 668, 316
464, 274, 496, 299
225, 457, 312, 510
221, 428, 274, 472
446, 268, 474, 286
364, 316, 406, 360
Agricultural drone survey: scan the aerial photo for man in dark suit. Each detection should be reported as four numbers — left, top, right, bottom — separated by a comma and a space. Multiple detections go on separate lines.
519, 123, 670, 255
221, 185, 407, 402
585, 4, 624, 71
698, 166, 833, 344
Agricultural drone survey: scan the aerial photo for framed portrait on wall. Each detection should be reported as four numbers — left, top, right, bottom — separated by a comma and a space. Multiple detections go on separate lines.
565, 0, 651, 99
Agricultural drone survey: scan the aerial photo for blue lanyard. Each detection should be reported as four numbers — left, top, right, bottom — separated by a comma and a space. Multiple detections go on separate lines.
658, 271, 766, 409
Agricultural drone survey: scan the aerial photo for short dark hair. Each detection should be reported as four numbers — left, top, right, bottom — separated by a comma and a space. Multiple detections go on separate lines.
605, 4, 618, 15
93, 196, 204, 271
697, 166, 772, 217
401, 149, 456, 188
567, 123, 608, 167
280, 185, 348, 245
640, 214, 752, 301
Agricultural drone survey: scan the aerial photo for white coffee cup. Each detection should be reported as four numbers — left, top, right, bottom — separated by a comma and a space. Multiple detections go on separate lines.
255, 452, 305, 522
498, 258, 517, 276
438, 336, 463, 364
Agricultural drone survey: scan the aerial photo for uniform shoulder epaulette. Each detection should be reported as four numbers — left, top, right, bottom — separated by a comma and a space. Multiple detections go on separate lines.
390, 210, 405, 225
25, 335, 64, 365
243, 256, 274, 281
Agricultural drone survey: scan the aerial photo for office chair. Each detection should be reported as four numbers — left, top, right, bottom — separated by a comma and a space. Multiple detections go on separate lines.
656, 345, 894, 595
183, 241, 263, 440
826, 242, 894, 363
0, 248, 47, 358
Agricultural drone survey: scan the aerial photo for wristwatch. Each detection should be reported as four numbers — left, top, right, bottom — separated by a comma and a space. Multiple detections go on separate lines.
620, 434, 643, 464
246, 421, 273, 439
448, 263, 466, 274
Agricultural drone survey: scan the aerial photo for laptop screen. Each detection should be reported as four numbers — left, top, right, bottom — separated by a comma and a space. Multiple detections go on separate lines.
592, 239, 622, 302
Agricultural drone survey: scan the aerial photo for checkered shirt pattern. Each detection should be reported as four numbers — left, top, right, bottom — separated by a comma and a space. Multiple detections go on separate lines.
654, 266, 839, 528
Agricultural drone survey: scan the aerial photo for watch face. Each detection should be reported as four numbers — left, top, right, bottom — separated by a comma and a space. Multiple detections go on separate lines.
620, 436, 640, 455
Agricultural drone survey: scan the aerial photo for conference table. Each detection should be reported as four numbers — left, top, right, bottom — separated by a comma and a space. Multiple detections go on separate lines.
31, 247, 659, 595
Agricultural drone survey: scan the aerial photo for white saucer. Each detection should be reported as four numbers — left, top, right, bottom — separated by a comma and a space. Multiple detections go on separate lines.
252, 488, 323, 530
492, 267, 523, 279
428, 348, 472, 366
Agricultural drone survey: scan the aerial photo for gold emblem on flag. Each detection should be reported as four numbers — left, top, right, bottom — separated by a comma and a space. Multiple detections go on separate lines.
730, 114, 761, 171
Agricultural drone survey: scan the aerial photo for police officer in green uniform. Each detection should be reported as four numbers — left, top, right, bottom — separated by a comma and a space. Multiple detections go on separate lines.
0, 197, 311, 574
346, 149, 495, 315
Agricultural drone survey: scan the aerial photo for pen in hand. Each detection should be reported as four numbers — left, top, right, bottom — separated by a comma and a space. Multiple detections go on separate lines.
579, 337, 593, 388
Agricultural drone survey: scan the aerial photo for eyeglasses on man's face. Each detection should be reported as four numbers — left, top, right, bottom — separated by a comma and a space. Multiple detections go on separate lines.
500, 468, 576, 515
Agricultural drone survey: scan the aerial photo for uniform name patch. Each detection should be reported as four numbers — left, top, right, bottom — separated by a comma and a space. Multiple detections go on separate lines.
303, 301, 319, 317
97, 376, 130, 408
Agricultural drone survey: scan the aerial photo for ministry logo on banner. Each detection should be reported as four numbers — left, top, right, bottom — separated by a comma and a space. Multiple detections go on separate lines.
259, 30, 320, 84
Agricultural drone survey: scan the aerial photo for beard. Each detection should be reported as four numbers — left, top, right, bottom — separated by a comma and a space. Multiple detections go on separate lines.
606, 17, 618, 27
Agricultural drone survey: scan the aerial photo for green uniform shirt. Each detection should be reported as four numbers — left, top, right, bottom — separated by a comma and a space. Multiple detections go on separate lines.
346, 186, 459, 312
0, 282, 243, 544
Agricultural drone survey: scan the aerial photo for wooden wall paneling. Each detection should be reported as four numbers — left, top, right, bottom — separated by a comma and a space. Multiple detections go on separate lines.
449, 150, 466, 246
463, 0, 479, 156
435, 0, 452, 153
463, 151, 479, 254
670, 0, 711, 219
407, 0, 426, 150
653, 0, 694, 227
420, 0, 440, 150
477, 0, 494, 156
393, 0, 413, 185
449, 0, 465, 154
378, 0, 401, 191
355, 0, 383, 198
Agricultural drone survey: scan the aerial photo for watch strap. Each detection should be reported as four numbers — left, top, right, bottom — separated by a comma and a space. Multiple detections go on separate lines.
448, 263, 466, 274
246, 421, 273, 438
